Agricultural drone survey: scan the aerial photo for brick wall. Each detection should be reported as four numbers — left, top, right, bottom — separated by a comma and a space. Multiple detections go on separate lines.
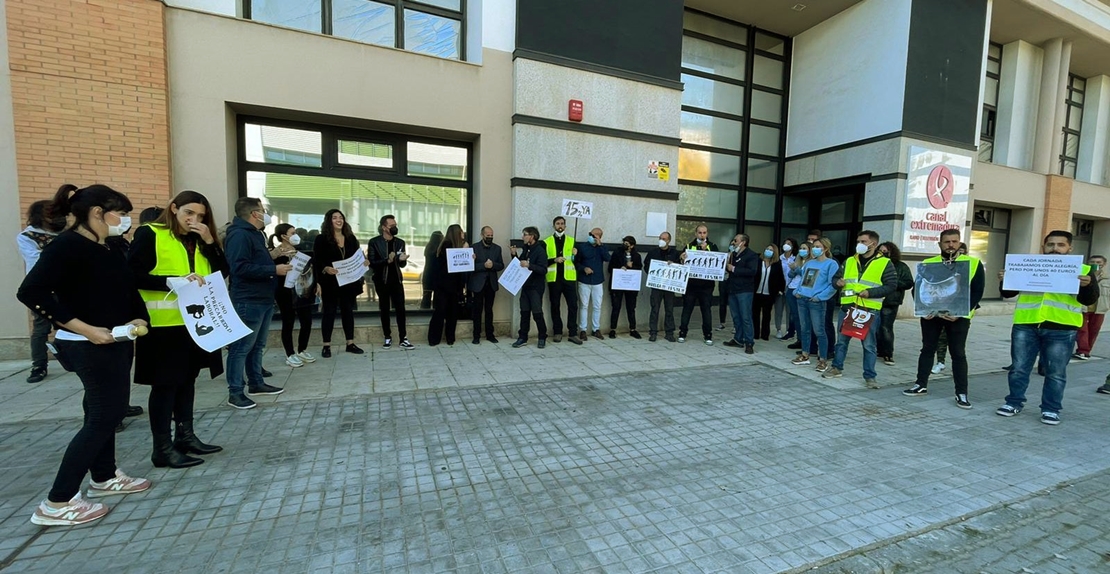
6, 0, 171, 215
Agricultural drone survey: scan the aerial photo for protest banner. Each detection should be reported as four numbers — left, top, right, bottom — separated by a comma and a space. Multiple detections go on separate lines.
283, 252, 312, 289
914, 260, 971, 317
175, 273, 253, 352
498, 258, 531, 296
334, 250, 367, 287
561, 199, 593, 220
684, 250, 728, 281
611, 269, 642, 292
1003, 254, 1083, 294
646, 262, 689, 295
447, 248, 475, 273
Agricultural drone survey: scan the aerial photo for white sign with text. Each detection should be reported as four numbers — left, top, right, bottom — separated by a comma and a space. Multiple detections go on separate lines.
611, 269, 642, 292
561, 198, 593, 220
684, 250, 728, 281
283, 252, 312, 289
646, 263, 689, 295
1003, 254, 1084, 294
497, 258, 531, 296
333, 250, 367, 287
175, 273, 253, 353
446, 248, 474, 273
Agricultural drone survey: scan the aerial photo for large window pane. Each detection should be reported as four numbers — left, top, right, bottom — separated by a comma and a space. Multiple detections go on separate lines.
986, 59, 1000, 75
680, 148, 741, 185
753, 33, 784, 55
682, 36, 745, 82
338, 140, 394, 168
748, 124, 781, 157
410, 0, 461, 10
683, 12, 747, 44
750, 90, 782, 123
752, 55, 784, 89
681, 74, 744, 116
781, 196, 808, 225
404, 9, 461, 59
819, 195, 852, 224
745, 191, 775, 221
680, 111, 742, 151
1067, 109, 1083, 131
333, 0, 395, 46
984, 77, 998, 107
971, 229, 1006, 298
978, 140, 993, 163
746, 158, 778, 189
245, 124, 323, 167
678, 184, 738, 219
1065, 133, 1080, 158
407, 142, 468, 180
743, 225, 774, 254
250, 0, 322, 33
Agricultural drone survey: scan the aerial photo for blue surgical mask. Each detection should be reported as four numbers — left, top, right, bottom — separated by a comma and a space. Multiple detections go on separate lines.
812, 247, 824, 257
763, 249, 774, 258
798, 250, 809, 258
588, 236, 596, 245
728, 245, 737, 252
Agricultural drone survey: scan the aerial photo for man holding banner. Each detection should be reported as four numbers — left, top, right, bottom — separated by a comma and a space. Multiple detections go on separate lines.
678, 225, 720, 345
543, 217, 582, 345
645, 232, 681, 342
996, 230, 1099, 425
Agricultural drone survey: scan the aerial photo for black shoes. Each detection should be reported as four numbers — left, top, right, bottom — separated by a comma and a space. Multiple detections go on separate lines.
247, 383, 284, 396
744, 344, 754, 354
261, 368, 273, 378
608, 330, 616, 339
511, 338, 527, 348
321, 346, 332, 358
664, 333, 677, 343
538, 339, 547, 349
125, 405, 144, 418
174, 421, 223, 455
787, 341, 802, 350
629, 330, 641, 339
227, 393, 257, 410
346, 344, 364, 354
152, 433, 203, 468
26, 366, 47, 383
592, 330, 604, 340
487, 336, 499, 344
723, 339, 741, 348
649, 333, 657, 342
472, 337, 480, 345
903, 384, 928, 396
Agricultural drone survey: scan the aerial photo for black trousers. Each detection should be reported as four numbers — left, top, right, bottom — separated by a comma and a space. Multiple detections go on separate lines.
277, 289, 312, 356
428, 289, 461, 346
471, 287, 496, 339
148, 382, 195, 436
609, 290, 638, 331
718, 281, 730, 323
680, 287, 713, 338
916, 317, 971, 394
49, 341, 132, 502
648, 289, 675, 335
877, 305, 899, 358
519, 288, 547, 339
752, 293, 775, 340
321, 286, 355, 343
374, 279, 407, 339
547, 279, 577, 336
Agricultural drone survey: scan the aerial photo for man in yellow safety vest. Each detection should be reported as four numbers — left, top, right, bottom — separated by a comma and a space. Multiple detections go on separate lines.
996, 230, 1099, 425
543, 216, 582, 345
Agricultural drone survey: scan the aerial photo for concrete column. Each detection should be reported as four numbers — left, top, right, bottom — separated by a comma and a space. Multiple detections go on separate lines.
1077, 75, 1110, 186
1042, 174, 1073, 239
1048, 41, 1073, 174
994, 40, 1043, 170
1033, 38, 1066, 174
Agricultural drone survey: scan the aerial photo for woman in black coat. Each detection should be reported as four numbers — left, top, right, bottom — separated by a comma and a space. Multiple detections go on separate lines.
753, 243, 786, 341
427, 224, 468, 346
313, 209, 367, 357
608, 235, 644, 338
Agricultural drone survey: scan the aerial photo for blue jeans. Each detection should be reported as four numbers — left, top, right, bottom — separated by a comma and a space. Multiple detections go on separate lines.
226, 301, 274, 394
797, 297, 830, 359
728, 291, 754, 345
1005, 324, 1077, 413
832, 306, 882, 379
783, 288, 799, 337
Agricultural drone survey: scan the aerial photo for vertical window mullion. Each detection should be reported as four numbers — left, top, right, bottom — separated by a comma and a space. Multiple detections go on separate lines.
395, 0, 405, 50
322, 0, 332, 35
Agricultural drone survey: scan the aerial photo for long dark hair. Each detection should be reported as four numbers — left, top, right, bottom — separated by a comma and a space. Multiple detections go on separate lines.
152, 190, 220, 248
48, 183, 132, 241
782, 237, 799, 256
879, 241, 902, 263
438, 224, 465, 257
269, 223, 294, 249
321, 209, 353, 244
27, 199, 65, 231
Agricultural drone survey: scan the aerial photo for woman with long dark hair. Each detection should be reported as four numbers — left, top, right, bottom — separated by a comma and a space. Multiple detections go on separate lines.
428, 224, 468, 346
18, 199, 67, 383
877, 241, 915, 365
269, 223, 315, 368
313, 209, 366, 357
18, 184, 152, 526
129, 190, 227, 469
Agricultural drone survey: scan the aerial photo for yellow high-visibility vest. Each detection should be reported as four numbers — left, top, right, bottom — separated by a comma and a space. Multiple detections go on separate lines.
923, 254, 981, 318
1013, 264, 1092, 327
543, 235, 576, 282
840, 255, 891, 310
137, 224, 213, 327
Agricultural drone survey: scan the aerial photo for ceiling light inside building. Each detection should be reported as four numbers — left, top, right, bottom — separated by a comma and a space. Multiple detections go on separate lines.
792, 3, 807, 10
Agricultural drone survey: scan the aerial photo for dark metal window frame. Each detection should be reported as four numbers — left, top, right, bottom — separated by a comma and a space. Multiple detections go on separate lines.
1060, 73, 1084, 177
244, 0, 467, 61
980, 41, 1002, 163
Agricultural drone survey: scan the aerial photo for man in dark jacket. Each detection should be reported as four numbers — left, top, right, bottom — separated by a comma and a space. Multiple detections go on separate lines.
575, 227, 611, 340
469, 226, 505, 344
368, 214, 413, 349
645, 231, 681, 342
678, 225, 720, 345
723, 233, 760, 353
225, 197, 291, 409
877, 242, 915, 365
511, 226, 549, 348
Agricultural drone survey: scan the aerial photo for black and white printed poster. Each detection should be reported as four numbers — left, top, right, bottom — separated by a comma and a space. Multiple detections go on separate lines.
914, 260, 971, 317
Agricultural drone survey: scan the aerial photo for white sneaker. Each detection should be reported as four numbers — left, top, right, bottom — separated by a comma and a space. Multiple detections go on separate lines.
285, 355, 304, 368
31, 493, 109, 526
716, 323, 725, 331
931, 362, 945, 374
296, 351, 316, 363
87, 469, 152, 498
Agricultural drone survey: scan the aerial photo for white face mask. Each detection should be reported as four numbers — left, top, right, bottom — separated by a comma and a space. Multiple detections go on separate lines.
856, 243, 869, 255
554, 230, 564, 238
263, 213, 273, 226
782, 244, 792, 252
107, 215, 131, 237
289, 234, 301, 246
658, 239, 667, 248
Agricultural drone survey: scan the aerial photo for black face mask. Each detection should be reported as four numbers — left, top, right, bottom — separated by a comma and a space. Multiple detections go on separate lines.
387, 226, 399, 236
483, 238, 493, 246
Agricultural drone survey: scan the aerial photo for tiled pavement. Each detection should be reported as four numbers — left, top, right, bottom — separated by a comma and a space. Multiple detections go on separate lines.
0, 316, 1109, 573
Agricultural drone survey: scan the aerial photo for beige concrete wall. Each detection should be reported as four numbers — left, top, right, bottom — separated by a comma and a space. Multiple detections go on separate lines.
971, 161, 1047, 253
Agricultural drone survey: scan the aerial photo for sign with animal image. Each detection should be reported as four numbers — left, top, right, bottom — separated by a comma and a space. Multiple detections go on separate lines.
914, 260, 971, 317
446, 248, 474, 273
174, 272, 253, 352
683, 250, 728, 281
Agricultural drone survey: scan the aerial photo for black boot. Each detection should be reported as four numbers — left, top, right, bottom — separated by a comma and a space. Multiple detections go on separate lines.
175, 421, 223, 455
152, 433, 203, 468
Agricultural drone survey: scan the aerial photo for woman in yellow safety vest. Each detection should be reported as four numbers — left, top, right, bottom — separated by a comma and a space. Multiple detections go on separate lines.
129, 190, 228, 469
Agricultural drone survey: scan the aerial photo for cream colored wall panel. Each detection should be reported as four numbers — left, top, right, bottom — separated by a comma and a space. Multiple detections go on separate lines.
513, 125, 679, 193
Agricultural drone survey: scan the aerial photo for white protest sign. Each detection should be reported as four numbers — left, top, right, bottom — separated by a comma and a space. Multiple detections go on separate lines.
283, 252, 312, 289
497, 257, 531, 296
1003, 254, 1084, 294
561, 198, 593, 220
611, 269, 642, 292
447, 248, 475, 273
646, 262, 689, 295
175, 272, 253, 353
684, 249, 728, 281
333, 250, 367, 287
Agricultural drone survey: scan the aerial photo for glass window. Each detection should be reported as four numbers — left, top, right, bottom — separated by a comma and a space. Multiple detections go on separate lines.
681, 74, 744, 116
753, 33, 784, 55
245, 124, 323, 167
680, 111, 742, 151
683, 12, 747, 44
1062, 159, 1077, 178
984, 77, 998, 107
970, 229, 1006, 298
679, 148, 742, 185
743, 225, 774, 254
1067, 109, 1082, 131
977, 141, 993, 163
681, 36, 745, 82
748, 124, 780, 157
746, 158, 778, 189
407, 142, 467, 180
819, 195, 852, 224
338, 140, 394, 168
752, 55, 784, 89
1065, 133, 1080, 159
750, 90, 782, 123
404, 9, 461, 59
988, 43, 1002, 59
678, 184, 738, 219
249, 0, 321, 33
333, 0, 396, 46
410, 0, 461, 10
676, 219, 736, 251
745, 191, 775, 221
781, 196, 808, 225
166, 0, 237, 16
986, 58, 1000, 76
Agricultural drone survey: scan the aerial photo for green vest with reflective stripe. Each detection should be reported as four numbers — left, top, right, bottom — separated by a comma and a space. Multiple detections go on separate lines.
137, 224, 213, 327
543, 235, 576, 282
1013, 264, 1091, 327
840, 255, 891, 310
923, 254, 981, 318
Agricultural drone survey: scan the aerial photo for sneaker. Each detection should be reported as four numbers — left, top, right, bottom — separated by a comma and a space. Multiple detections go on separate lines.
815, 359, 829, 372
864, 378, 879, 389
822, 367, 842, 378
383, 338, 392, 349
247, 383, 284, 396
592, 330, 604, 340
787, 341, 802, 350
724, 339, 740, 347
552, 335, 562, 343
1097, 385, 1110, 395
26, 366, 47, 383
902, 384, 928, 396
775, 333, 791, 340
486, 336, 499, 344
955, 394, 972, 409
399, 338, 415, 350
30, 493, 108, 526
568, 336, 583, 345
1075, 353, 1091, 361
883, 356, 895, 366
580, 330, 588, 341
472, 337, 481, 345
931, 362, 945, 374
227, 393, 256, 410
629, 330, 641, 339
87, 469, 152, 498
537, 338, 546, 349
261, 368, 273, 378
285, 355, 304, 368
995, 404, 1021, 417
1040, 411, 1061, 425
296, 351, 316, 363
791, 355, 811, 366
705, 338, 713, 346
664, 334, 676, 343
511, 338, 527, 348
345, 343, 364, 354
124, 405, 144, 417
677, 336, 686, 343
716, 323, 725, 331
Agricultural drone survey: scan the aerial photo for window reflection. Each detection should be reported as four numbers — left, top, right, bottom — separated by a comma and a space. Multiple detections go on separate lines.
404, 9, 461, 59
250, 0, 321, 33
333, 0, 395, 46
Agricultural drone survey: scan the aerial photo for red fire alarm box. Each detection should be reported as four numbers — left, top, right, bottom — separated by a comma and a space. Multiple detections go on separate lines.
568, 99, 583, 122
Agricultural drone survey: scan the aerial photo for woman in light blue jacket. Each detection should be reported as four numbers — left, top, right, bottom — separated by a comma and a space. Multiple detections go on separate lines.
790, 237, 840, 372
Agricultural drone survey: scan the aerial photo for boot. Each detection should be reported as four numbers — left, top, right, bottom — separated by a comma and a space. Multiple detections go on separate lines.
152, 433, 203, 468
175, 421, 223, 455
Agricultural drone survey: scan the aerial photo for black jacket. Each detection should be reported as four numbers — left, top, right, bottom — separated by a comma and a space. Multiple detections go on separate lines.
517, 241, 548, 291
726, 248, 761, 293
469, 240, 505, 293
313, 233, 364, 296
883, 260, 915, 307
367, 235, 408, 285
683, 240, 720, 291
608, 246, 643, 289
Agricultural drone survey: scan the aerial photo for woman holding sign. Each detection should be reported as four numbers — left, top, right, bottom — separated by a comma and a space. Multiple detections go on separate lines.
313, 209, 366, 357
428, 224, 469, 346
789, 237, 840, 372
129, 190, 227, 469
608, 235, 643, 338
269, 224, 315, 368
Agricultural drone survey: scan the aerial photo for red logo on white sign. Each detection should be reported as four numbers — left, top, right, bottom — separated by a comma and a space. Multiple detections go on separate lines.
926, 165, 954, 209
